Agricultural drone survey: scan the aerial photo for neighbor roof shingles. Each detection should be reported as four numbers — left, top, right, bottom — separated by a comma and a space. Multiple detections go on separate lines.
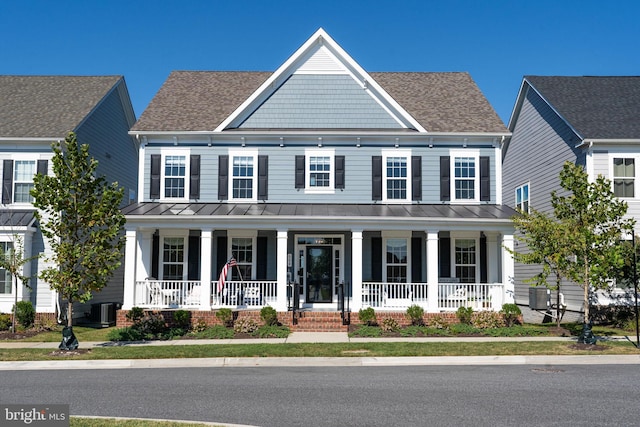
526, 76, 640, 140
0, 75, 123, 138
131, 71, 507, 134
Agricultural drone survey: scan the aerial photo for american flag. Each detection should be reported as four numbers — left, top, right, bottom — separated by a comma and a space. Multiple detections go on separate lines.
217, 257, 237, 293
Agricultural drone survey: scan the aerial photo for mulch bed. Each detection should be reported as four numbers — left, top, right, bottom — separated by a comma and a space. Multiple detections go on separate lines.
0, 330, 42, 340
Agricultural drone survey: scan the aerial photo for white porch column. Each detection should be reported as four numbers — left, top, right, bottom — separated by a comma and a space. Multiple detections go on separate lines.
502, 233, 515, 304
485, 232, 499, 283
200, 228, 213, 309
122, 228, 138, 310
138, 230, 153, 281
351, 230, 363, 311
426, 229, 439, 312
275, 230, 289, 311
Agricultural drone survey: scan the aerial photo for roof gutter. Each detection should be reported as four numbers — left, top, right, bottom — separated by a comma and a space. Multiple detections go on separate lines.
576, 138, 640, 148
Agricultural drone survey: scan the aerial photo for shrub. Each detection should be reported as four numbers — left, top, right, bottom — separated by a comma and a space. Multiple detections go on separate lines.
427, 314, 450, 329
260, 306, 279, 326
456, 306, 474, 325
381, 317, 400, 332
406, 305, 425, 326
253, 325, 290, 338
172, 309, 191, 330
215, 308, 234, 327
108, 327, 143, 342
0, 313, 11, 331
14, 301, 35, 328
34, 317, 58, 332
192, 318, 208, 333
126, 307, 145, 323
449, 322, 479, 335
471, 311, 505, 329
358, 307, 377, 326
349, 325, 382, 337
233, 318, 259, 334
191, 325, 234, 339
137, 312, 167, 339
501, 303, 522, 327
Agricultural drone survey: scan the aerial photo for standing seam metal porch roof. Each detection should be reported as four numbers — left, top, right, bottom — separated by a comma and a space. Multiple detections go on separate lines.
122, 202, 517, 221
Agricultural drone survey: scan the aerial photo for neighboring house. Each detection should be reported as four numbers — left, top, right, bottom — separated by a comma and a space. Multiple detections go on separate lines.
503, 75, 640, 321
0, 75, 138, 321
122, 28, 515, 318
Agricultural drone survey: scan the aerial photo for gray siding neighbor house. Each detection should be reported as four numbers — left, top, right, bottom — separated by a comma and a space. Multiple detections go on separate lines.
0, 75, 138, 321
122, 29, 516, 320
503, 75, 640, 321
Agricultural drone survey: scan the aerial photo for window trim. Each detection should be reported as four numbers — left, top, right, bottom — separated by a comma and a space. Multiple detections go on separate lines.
382, 149, 412, 203
12, 160, 36, 204
611, 156, 635, 199
451, 234, 479, 283
228, 231, 257, 280
450, 150, 480, 203
229, 150, 258, 202
159, 150, 190, 201
305, 149, 335, 194
382, 231, 411, 283
159, 232, 188, 281
515, 182, 530, 213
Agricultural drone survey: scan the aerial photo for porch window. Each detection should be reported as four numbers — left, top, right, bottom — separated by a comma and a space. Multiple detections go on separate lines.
231, 237, 253, 280
613, 158, 634, 198
13, 160, 35, 203
515, 183, 530, 212
455, 239, 476, 283
454, 157, 476, 200
0, 242, 13, 293
164, 156, 186, 198
162, 237, 184, 280
232, 156, 255, 199
385, 238, 407, 283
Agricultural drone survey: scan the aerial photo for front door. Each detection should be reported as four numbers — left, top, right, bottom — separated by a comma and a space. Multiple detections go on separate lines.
306, 246, 332, 303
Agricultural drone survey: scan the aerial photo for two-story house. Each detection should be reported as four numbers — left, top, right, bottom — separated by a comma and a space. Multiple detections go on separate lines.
122, 29, 516, 322
503, 75, 640, 321
0, 75, 138, 321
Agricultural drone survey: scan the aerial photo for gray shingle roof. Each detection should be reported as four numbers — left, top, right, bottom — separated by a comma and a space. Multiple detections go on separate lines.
525, 76, 640, 140
131, 71, 507, 134
0, 75, 123, 138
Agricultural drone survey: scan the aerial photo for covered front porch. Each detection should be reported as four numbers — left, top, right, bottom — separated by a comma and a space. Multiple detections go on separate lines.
122, 203, 516, 315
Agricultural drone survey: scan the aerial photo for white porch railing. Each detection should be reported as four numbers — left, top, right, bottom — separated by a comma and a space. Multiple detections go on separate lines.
361, 282, 429, 309
134, 280, 203, 309
438, 282, 504, 311
212, 280, 278, 309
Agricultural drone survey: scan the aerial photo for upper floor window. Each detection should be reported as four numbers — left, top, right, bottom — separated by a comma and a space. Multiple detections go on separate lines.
386, 156, 408, 200
613, 158, 634, 198
440, 152, 489, 203
232, 155, 255, 200
309, 156, 332, 188
164, 155, 186, 198
296, 150, 337, 193
454, 157, 476, 200
515, 183, 530, 212
13, 160, 36, 203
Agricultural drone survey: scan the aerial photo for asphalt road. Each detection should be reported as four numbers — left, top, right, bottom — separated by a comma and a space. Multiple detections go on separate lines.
2, 365, 639, 426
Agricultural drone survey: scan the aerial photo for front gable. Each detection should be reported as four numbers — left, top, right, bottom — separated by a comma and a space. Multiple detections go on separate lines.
217, 28, 425, 132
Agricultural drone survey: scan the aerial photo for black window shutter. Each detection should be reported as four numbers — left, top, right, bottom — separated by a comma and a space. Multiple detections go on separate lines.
189, 155, 200, 199
150, 155, 161, 199
440, 156, 450, 201
411, 237, 422, 282
256, 236, 268, 280
371, 237, 382, 281
439, 237, 451, 278
188, 233, 200, 280
218, 155, 228, 200
480, 233, 487, 283
258, 155, 268, 200
37, 160, 48, 176
2, 160, 13, 204
295, 155, 305, 189
216, 236, 228, 275
151, 232, 159, 279
412, 156, 422, 201
372, 156, 382, 201
480, 156, 490, 201
335, 155, 345, 189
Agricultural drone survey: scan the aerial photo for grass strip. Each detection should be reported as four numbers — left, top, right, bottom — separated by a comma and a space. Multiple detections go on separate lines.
71, 417, 219, 426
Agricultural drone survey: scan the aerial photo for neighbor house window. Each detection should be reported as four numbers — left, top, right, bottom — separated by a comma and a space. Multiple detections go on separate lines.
164, 155, 186, 198
613, 158, 634, 198
454, 157, 476, 200
455, 239, 476, 283
162, 237, 184, 280
515, 183, 530, 212
231, 237, 254, 280
0, 242, 13, 294
232, 155, 255, 199
385, 238, 407, 283
13, 160, 36, 203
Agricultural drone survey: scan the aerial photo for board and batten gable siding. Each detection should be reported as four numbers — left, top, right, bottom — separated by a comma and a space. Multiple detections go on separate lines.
74, 82, 138, 207
504, 85, 587, 309
142, 143, 498, 204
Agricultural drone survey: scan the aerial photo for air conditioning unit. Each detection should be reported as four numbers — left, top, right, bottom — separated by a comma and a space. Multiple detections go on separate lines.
91, 303, 116, 326
529, 287, 550, 310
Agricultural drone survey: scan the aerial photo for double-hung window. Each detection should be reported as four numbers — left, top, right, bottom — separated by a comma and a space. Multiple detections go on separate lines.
162, 237, 185, 280
304, 150, 334, 192
0, 242, 13, 294
613, 158, 635, 198
13, 160, 36, 203
454, 238, 477, 283
232, 155, 255, 199
231, 237, 254, 280
515, 183, 530, 212
382, 150, 411, 202
385, 238, 408, 283
164, 155, 186, 198
454, 157, 476, 200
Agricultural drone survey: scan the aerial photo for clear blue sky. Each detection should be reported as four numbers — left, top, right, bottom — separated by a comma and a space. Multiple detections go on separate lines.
1, 0, 638, 125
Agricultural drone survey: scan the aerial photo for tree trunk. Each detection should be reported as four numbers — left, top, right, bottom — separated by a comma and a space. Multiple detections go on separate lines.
583, 256, 590, 324
555, 272, 561, 328
12, 275, 17, 333
66, 300, 73, 328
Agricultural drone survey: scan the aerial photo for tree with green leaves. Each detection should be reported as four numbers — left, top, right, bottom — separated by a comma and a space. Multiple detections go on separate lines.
0, 235, 37, 332
31, 132, 126, 329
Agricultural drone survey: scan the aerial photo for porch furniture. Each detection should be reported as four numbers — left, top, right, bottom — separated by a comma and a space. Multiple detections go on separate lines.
184, 285, 201, 305
382, 285, 413, 308
243, 285, 263, 306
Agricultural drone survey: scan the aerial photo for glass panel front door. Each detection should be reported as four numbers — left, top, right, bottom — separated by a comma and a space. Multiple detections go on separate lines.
306, 246, 332, 303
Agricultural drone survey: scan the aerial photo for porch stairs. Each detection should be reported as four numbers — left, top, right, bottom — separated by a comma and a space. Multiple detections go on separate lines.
284, 310, 349, 332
